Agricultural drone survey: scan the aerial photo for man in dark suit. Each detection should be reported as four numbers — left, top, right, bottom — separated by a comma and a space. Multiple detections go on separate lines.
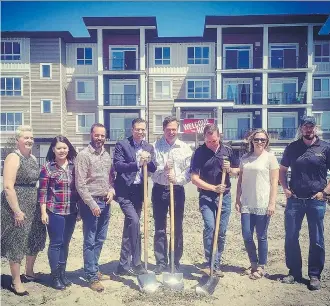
113, 118, 157, 276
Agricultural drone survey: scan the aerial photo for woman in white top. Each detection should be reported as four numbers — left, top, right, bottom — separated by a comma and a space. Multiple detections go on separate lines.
235, 129, 279, 280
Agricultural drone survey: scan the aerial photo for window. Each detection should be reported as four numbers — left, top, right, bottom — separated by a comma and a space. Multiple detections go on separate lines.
314, 41, 330, 63
154, 80, 171, 99
268, 112, 297, 139
313, 111, 330, 131
155, 47, 170, 65
109, 80, 138, 106
268, 78, 298, 104
313, 77, 330, 98
223, 112, 252, 140
224, 79, 252, 104
40, 64, 52, 79
1, 41, 21, 61
269, 44, 298, 68
154, 114, 170, 134
186, 112, 211, 119
0, 112, 22, 131
224, 45, 252, 69
1, 77, 22, 96
76, 113, 95, 133
76, 80, 95, 100
77, 47, 92, 65
41, 99, 52, 113
109, 113, 138, 140
187, 80, 210, 98
109, 47, 137, 70
187, 46, 209, 64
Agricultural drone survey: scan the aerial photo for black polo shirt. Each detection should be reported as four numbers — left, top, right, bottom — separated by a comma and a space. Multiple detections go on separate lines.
190, 142, 239, 199
281, 137, 330, 198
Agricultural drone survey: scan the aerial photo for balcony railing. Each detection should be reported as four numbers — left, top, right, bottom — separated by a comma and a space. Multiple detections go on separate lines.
222, 56, 262, 70
106, 128, 131, 141
269, 56, 307, 69
222, 128, 251, 140
268, 128, 296, 140
225, 92, 262, 105
103, 58, 139, 71
314, 61, 330, 73
268, 92, 306, 105
104, 94, 140, 106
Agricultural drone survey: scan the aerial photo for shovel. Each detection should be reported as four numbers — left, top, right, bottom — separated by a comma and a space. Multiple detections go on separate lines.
196, 157, 228, 296
162, 176, 184, 291
137, 162, 160, 293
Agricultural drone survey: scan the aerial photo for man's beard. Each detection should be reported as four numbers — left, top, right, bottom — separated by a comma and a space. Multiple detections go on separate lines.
302, 134, 314, 140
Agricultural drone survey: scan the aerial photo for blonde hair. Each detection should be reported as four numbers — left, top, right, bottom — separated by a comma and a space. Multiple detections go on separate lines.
247, 129, 270, 155
15, 125, 33, 139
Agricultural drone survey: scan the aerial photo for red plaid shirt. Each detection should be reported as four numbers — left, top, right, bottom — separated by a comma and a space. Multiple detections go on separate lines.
38, 161, 79, 215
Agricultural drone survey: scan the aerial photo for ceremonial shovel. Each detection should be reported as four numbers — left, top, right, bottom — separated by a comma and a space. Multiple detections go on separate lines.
195, 156, 228, 296
137, 162, 161, 293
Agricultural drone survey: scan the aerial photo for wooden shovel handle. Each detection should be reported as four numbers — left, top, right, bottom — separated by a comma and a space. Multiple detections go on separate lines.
143, 163, 148, 269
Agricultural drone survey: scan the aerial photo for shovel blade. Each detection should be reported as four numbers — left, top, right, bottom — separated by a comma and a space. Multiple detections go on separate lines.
162, 272, 184, 291
137, 272, 161, 293
195, 276, 219, 296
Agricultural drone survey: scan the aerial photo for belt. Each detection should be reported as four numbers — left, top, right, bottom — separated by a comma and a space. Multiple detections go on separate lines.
154, 183, 183, 191
92, 195, 108, 202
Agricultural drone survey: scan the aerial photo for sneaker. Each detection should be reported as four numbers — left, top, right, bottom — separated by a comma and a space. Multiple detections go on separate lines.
309, 276, 321, 291
132, 264, 148, 276
282, 274, 300, 284
97, 271, 110, 281
89, 280, 104, 292
153, 265, 166, 275
113, 265, 135, 277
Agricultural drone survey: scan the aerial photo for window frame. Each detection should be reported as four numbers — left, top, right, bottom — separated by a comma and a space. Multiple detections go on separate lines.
109, 45, 138, 70
75, 79, 95, 101
0, 77, 23, 96
76, 113, 95, 134
1, 41, 21, 61
313, 111, 330, 132
76, 47, 93, 66
40, 63, 52, 79
153, 79, 172, 100
223, 44, 253, 69
154, 46, 171, 65
0, 112, 23, 132
187, 46, 210, 65
223, 78, 253, 102
268, 111, 298, 129
313, 41, 330, 63
153, 113, 171, 134
40, 99, 53, 114
313, 77, 330, 99
186, 79, 211, 99
269, 43, 299, 68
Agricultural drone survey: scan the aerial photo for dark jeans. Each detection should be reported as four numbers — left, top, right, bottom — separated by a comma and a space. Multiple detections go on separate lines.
241, 213, 270, 266
152, 184, 185, 267
285, 197, 326, 279
80, 200, 110, 282
199, 193, 231, 268
47, 210, 77, 272
116, 184, 143, 269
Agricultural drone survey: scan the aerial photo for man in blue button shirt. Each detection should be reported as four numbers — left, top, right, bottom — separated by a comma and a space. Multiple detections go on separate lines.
279, 116, 330, 291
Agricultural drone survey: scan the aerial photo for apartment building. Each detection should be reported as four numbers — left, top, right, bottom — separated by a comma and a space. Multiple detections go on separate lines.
1, 15, 329, 158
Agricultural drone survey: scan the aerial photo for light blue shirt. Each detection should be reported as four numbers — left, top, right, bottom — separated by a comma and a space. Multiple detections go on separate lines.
133, 140, 143, 184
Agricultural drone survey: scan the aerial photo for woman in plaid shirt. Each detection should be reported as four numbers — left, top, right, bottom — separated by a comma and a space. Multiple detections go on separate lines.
38, 135, 79, 290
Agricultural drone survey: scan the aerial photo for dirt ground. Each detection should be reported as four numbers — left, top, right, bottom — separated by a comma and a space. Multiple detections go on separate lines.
1, 179, 330, 306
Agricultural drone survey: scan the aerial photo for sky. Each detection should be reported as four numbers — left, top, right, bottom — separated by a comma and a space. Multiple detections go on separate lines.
1, 1, 330, 37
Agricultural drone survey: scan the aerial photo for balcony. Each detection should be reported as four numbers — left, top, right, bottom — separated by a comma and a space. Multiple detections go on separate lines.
222, 128, 251, 141
226, 92, 262, 105
106, 128, 131, 142
222, 56, 262, 70
314, 61, 330, 73
104, 94, 140, 107
268, 92, 306, 105
268, 128, 296, 140
103, 58, 140, 71
269, 56, 307, 69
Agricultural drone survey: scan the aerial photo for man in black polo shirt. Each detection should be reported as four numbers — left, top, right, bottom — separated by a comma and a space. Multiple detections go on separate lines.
191, 124, 240, 276
279, 116, 330, 291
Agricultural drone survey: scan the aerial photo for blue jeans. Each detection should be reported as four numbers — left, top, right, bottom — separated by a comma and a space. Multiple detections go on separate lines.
241, 213, 270, 266
199, 192, 231, 268
80, 200, 110, 282
285, 197, 326, 279
47, 211, 77, 272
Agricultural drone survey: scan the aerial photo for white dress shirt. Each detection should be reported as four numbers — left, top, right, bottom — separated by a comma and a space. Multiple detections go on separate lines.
151, 136, 192, 186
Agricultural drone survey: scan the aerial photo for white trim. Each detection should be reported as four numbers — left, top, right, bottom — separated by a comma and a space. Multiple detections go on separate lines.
205, 23, 324, 29
109, 45, 138, 70
174, 102, 234, 108
76, 46, 93, 66
59, 38, 63, 134
75, 79, 95, 101
153, 112, 171, 134
0, 111, 24, 132
268, 77, 298, 91
223, 44, 253, 69
76, 113, 95, 134
185, 78, 211, 99
187, 45, 210, 65
153, 45, 171, 66
153, 79, 172, 100
0, 40, 22, 62
313, 76, 330, 99
86, 26, 156, 30
39, 63, 52, 79
0, 76, 23, 96
40, 99, 53, 114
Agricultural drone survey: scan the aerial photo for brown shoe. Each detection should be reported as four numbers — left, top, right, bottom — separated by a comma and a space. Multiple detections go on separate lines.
97, 272, 110, 281
89, 280, 104, 292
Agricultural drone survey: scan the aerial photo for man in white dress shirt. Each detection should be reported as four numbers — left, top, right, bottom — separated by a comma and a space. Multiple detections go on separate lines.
151, 116, 192, 274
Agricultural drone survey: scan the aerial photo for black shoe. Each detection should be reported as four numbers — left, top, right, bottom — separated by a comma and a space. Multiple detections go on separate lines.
132, 264, 148, 276
58, 264, 72, 287
282, 274, 302, 284
113, 265, 136, 277
309, 276, 321, 291
10, 283, 29, 296
153, 265, 166, 275
51, 269, 66, 290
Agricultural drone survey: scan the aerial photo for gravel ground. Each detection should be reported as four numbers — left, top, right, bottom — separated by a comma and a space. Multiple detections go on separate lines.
1, 180, 330, 306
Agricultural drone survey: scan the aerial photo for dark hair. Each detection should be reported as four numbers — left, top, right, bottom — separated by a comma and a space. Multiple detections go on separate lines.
132, 118, 147, 128
203, 124, 220, 137
162, 116, 179, 130
90, 123, 106, 134
46, 135, 77, 162
247, 129, 270, 155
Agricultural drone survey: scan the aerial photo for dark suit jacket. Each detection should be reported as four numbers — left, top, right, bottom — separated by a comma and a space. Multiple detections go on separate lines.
114, 136, 157, 196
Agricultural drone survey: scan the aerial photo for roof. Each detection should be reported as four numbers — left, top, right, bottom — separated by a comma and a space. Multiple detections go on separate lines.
205, 14, 329, 26
83, 16, 157, 27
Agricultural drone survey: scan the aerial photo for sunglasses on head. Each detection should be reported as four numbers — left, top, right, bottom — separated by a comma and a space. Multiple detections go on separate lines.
253, 138, 267, 143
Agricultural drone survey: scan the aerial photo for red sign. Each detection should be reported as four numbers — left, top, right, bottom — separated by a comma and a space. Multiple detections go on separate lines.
183, 118, 215, 134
